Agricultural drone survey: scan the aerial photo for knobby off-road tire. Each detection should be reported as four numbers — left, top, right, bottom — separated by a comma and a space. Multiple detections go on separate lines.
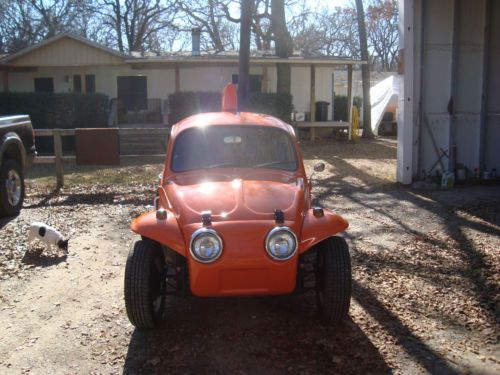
125, 239, 166, 329
316, 236, 352, 326
0, 159, 25, 217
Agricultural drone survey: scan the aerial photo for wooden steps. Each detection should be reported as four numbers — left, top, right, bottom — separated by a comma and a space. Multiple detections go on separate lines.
119, 128, 170, 155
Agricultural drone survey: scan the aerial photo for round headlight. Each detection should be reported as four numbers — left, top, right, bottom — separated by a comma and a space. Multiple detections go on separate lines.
265, 227, 298, 261
190, 228, 223, 263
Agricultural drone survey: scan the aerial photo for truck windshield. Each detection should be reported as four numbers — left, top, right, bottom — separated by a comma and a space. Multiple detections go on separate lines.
171, 126, 298, 172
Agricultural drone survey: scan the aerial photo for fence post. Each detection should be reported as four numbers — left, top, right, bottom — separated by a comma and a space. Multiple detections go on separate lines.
53, 129, 64, 188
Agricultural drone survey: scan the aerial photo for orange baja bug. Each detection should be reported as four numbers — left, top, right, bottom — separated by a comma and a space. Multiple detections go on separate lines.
124, 84, 351, 329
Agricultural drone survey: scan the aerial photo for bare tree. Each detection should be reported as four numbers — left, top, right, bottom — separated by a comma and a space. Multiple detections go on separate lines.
0, 0, 40, 52
0, 0, 91, 53
28, 0, 83, 37
290, 5, 359, 57
355, 0, 374, 139
238, 0, 254, 110
176, 0, 238, 52
366, 0, 398, 71
98, 0, 178, 53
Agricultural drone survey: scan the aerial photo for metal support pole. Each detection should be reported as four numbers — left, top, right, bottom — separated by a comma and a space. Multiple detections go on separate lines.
238, 0, 254, 111
175, 66, 180, 92
479, 0, 492, 168
347, 64, 353, 140
80, 67, 86, 94
309, 64, 316, 140
448, 0, 460, 172
53, 130, 64, 188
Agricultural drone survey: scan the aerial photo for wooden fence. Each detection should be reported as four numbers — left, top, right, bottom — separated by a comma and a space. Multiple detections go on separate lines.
34, 128, 169, 188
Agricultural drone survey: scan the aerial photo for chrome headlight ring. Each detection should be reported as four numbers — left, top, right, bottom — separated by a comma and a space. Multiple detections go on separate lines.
265, 226, 298, 261
189, 227, 223, 263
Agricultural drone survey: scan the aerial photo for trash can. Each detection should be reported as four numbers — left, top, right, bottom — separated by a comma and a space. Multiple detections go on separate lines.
315, 101, 330, 121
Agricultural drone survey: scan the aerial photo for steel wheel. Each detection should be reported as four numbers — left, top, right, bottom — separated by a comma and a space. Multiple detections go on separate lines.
6, 169, 22, 206
0, 159, 25, 217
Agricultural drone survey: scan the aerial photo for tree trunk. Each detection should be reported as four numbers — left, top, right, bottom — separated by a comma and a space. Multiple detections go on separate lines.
271, 0, 293, 93
238, 0, 254, 111
355, 0, 374, 139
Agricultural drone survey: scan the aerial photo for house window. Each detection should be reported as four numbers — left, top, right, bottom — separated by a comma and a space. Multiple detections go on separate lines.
231, 74, 263, 93
117, 76, 147, 111
73, 75, 96, 93
34, 78, 54, 93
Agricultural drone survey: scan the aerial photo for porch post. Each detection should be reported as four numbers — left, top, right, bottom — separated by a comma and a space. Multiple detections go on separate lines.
175, 66, 180, 92
310, 64, 316, 140
347, 64, 353, 140
262, 66, 268, 93
80, 66, 86, 94
2, 70, 8, 92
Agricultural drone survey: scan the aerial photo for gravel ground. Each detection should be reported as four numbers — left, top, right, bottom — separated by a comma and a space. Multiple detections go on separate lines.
0, 138, 498, 374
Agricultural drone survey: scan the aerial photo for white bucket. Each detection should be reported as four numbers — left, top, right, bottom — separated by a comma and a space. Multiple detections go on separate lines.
441, 172, 455, 189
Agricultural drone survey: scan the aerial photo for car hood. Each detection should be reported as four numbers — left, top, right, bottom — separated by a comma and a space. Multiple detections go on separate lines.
165, 172, 306, 227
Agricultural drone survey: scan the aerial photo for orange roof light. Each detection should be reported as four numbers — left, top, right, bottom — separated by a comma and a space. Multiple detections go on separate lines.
221, 83, 238, 113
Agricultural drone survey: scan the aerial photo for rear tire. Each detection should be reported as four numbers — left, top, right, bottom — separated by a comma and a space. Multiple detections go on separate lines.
0, 159, 25, 217
315, 236, 352, 326
124, 239, 166, 329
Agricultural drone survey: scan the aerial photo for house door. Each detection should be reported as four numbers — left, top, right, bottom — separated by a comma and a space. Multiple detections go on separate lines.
117, 76, 147, 111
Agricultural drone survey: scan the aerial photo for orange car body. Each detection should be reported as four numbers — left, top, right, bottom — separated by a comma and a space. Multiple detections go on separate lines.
131, 101, 348, 297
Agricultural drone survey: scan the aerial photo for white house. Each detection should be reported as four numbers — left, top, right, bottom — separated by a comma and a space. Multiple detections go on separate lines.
0, 33, 365, 125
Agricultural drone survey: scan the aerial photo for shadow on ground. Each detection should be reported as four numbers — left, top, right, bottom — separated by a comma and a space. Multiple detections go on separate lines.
21, 250, 67, 267
24, 191, 152, 208
124, 295, 391, 375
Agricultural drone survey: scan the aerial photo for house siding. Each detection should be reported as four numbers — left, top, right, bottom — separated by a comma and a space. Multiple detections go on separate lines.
9, 38, 123, 66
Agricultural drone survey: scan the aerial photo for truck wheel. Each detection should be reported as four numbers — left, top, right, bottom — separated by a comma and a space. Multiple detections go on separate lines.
315, 236, 351, 326
125, 239, 166, 329
0, 159, 25, 217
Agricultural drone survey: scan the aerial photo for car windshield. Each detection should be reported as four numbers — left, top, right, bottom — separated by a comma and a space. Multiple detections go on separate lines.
171, 125, 298, 172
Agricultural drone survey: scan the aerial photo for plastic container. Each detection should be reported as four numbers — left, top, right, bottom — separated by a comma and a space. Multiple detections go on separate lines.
441, 172, 455, 189
315, 101, 330, 121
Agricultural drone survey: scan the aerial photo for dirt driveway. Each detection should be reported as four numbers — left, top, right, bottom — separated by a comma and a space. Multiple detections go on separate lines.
0, 138, 498, 374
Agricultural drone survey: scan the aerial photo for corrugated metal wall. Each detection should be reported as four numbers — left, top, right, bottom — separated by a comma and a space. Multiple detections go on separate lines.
484, 1, 500, 172
412, 0, 499, 178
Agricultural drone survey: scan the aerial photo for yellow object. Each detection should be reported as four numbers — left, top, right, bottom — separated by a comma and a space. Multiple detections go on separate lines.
352, 106, 359, 140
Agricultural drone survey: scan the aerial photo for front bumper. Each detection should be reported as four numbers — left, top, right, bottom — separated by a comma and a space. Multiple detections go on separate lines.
185, 221, 299, 297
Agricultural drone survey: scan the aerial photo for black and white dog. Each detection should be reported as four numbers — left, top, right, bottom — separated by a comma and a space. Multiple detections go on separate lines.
28, 222, 69, 254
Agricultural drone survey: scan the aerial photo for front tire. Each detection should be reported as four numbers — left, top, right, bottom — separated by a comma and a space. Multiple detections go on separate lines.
125, 239, 166, 329
315, 236, 352, 326
0, 159, 25, 217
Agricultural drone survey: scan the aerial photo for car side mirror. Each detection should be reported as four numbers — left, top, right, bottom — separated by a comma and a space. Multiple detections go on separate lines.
314, 162, 325, 173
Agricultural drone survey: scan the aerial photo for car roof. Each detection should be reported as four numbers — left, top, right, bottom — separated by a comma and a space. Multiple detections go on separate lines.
170, 112, 296, 138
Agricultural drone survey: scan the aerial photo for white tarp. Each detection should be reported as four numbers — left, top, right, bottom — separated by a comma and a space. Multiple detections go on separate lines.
370, 75, 398, 135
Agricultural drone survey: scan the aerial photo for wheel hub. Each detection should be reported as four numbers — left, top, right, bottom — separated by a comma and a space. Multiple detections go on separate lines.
5, 169, 21, 206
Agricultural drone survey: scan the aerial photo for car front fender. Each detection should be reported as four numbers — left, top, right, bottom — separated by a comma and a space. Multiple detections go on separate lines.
130, 210, 186, 256
299, 209, 349, 254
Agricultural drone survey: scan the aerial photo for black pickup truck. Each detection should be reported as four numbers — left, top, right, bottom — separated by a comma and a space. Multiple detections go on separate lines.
0, 115, 36, 216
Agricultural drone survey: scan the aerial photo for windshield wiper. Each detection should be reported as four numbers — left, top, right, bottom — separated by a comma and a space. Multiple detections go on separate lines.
252, 161, 288, 168
206, 161, 241, 169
